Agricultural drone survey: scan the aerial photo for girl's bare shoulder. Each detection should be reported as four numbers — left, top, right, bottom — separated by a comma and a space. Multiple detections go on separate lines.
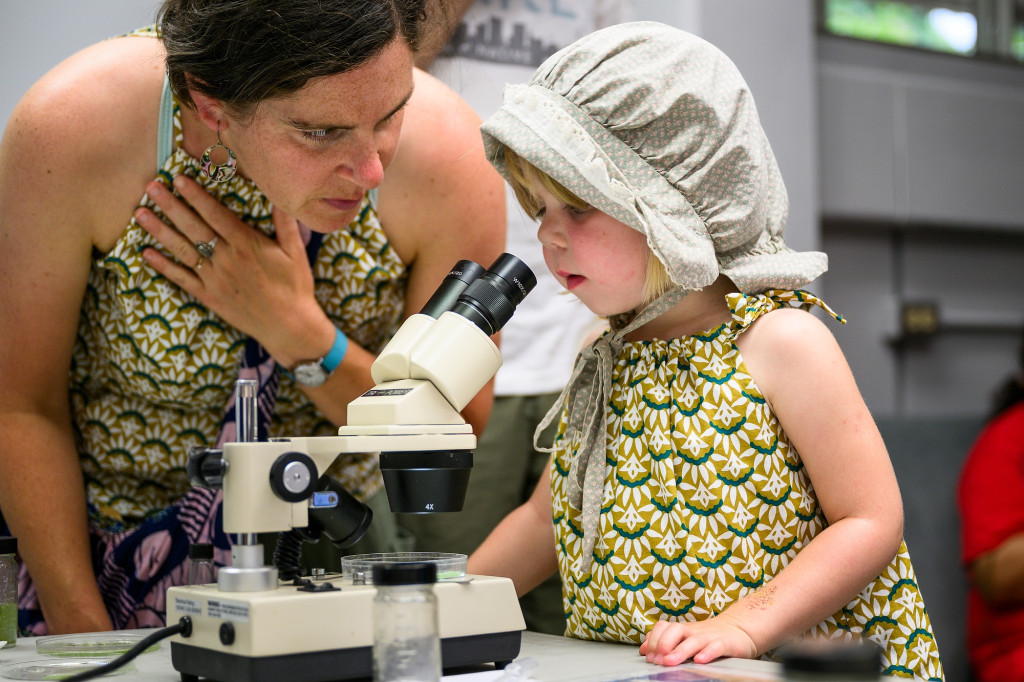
736, 306, 848, 398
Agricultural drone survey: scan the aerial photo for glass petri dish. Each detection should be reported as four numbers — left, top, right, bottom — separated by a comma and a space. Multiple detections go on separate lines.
341, 552, 467, 582
0, 658, 135, 680
35, 632, 159, 658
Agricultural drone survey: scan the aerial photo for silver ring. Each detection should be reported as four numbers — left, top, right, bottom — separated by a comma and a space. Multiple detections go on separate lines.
195, 236, 218, 260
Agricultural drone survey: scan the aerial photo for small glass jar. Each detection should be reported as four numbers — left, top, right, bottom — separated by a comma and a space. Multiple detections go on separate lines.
187, 543, 216, 585
372, 561, 441, 682
0, 536, 18, 649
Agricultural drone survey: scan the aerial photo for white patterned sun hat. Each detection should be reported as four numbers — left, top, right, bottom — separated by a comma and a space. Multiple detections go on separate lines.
480, 21, 827, 294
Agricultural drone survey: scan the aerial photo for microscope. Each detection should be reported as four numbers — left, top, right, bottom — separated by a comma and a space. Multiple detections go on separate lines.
166, 255, 537, 682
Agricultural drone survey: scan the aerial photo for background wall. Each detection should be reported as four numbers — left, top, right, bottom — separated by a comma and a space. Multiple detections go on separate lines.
0, 1, 163, 138
819, 36, 1024, 418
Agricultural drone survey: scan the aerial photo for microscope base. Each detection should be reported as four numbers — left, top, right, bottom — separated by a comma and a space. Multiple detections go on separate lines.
170, 630, 520, 682
166, 574, 525, 682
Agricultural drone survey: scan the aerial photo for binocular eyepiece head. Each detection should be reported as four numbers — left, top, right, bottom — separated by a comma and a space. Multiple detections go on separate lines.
449, 253, 537, 336
381, 253, 536, 514
420, 254, 537, 336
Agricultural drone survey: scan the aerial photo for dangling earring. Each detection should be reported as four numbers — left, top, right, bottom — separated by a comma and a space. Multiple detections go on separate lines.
200, 127, 237, 183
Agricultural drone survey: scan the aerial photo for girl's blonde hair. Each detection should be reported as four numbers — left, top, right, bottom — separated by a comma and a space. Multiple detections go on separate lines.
501, 146, 672, 305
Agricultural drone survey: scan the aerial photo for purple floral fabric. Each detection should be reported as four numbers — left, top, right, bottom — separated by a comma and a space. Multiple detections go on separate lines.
16, 487, 230, 634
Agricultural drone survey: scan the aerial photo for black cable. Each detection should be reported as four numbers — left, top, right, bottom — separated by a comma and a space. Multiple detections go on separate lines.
61, 617, 192, 682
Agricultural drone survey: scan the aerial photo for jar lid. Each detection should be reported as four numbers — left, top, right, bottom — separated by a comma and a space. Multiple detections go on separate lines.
0, 536, 16, 555
778, 638, 881, 676
372, 561, 437, 586
188, 543, 214, 561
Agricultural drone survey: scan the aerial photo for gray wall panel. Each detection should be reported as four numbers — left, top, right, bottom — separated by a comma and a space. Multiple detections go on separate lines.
819, 71, 899, 219
905, 85, 1024, 227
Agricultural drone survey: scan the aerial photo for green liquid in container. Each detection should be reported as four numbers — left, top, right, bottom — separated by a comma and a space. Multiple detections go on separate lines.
0, 601, 16, 648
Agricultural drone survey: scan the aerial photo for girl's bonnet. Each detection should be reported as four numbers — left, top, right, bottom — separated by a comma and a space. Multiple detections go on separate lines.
479, 22, 828, 570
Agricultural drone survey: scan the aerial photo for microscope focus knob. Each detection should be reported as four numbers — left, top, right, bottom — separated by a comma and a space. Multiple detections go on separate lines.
186, 446, 226, 489
269, 452, 318, 503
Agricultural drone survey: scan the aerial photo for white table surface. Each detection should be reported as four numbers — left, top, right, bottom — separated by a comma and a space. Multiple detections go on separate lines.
0, 631, 781, 682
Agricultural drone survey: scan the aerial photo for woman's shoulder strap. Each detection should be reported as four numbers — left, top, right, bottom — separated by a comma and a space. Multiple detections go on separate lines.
117, 25, 174, 172
156, 74, 175, 172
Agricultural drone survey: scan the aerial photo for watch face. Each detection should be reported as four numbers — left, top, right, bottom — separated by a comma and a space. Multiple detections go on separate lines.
293, 362, 327, 387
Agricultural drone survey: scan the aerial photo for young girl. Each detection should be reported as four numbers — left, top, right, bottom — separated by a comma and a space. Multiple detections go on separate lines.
466, 22, 944, 680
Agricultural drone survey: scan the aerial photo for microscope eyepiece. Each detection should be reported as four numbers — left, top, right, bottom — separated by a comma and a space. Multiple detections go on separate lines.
417, 259, 486, 319
449, 253, 537, 336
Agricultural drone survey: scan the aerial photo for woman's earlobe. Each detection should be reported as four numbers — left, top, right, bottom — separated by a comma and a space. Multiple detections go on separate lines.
187, 87, 227, 131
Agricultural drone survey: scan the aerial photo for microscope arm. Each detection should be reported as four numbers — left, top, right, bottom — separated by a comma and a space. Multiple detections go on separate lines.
220, 432, 475, 536
214, 254, 535, 542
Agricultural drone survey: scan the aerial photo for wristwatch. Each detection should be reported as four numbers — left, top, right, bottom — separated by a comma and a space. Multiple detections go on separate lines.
291, 326, 348, 387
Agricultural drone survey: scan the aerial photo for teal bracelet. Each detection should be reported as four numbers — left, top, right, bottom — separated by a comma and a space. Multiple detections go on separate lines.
321, 325, 348, 374
280, 325, 348, 380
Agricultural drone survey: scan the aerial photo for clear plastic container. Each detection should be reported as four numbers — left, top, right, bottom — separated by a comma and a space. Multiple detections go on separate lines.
34, 632, 159, 658
0, 536, 17, 650
372, 561, 441, 682
0, 658, 134, 680
342, 552, 466, 584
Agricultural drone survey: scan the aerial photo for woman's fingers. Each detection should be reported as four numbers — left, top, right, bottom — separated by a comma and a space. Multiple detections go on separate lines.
135, 205, 207, 270
169, 175, 244, 242
143, 180, 218, 245
141, 245, 204, 299
271, 205, 306, 257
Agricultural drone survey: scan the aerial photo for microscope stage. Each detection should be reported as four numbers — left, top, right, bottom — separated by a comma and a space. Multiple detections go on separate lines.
166, 574, 525, 682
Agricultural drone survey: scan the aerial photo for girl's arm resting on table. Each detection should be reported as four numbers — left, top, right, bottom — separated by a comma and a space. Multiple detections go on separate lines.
643, 309, 904, 665
468, 461, 558, 596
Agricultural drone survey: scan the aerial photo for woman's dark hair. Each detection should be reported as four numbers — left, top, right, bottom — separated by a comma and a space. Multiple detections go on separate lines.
990, 327, 1024, 419
159, 0, 430, 117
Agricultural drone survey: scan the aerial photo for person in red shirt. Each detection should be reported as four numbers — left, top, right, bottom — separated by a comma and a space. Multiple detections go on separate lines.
958, 335, 1024, 682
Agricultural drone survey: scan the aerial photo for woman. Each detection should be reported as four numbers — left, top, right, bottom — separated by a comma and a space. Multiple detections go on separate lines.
0, 0, 504, 634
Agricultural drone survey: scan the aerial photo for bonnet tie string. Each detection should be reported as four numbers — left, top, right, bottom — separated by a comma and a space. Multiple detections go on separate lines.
534, 286, 691, 573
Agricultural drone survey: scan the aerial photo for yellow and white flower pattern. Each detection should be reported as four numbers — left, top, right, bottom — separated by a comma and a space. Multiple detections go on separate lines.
552, 290, 944, 680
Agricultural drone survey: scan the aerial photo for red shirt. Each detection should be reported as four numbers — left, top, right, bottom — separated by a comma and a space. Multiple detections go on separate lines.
958, 402, 1024, 682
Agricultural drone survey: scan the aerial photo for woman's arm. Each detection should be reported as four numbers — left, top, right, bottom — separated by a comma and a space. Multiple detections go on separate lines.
468, 460, 558, 595
0, 37, 164, 632
643, 308, 904, 665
